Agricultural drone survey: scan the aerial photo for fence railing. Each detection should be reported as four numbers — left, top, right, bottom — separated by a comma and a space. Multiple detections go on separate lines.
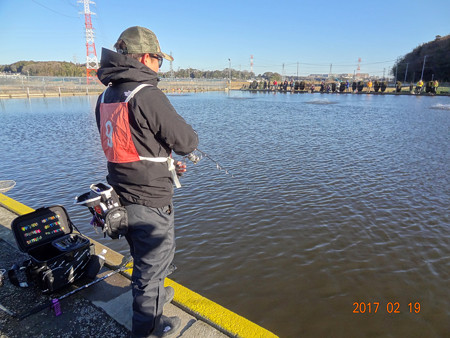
159, 78, 227, 92
0, 75, 227, 97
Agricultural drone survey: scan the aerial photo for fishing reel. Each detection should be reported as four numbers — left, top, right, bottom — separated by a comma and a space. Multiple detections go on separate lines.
186, 151, 202, 164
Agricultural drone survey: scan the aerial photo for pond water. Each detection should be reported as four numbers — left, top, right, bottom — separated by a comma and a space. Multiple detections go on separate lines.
1, 91, 449, 337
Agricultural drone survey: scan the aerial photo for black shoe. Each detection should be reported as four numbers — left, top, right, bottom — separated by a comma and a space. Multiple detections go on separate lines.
164, 286, 174, 305
149, 316, 181, 338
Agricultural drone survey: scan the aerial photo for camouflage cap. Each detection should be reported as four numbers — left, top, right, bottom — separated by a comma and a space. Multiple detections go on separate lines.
117, 26, 174, 61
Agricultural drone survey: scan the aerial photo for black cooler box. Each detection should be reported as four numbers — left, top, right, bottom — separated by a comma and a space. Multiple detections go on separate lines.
11, 205, 94, 293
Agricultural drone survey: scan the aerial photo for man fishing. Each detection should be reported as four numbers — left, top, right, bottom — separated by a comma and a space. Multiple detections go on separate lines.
94, 26, 198, 337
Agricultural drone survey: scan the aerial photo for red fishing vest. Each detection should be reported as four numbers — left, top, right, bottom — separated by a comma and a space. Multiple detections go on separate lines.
99, 84, 181, 188
99, 84, 152, 163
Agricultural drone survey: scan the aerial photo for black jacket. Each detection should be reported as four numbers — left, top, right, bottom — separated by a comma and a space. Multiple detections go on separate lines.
95, 48, 198, 207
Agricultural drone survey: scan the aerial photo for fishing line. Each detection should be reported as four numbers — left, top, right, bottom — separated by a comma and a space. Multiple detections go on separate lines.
183, 149, 272, 209
184, 148, 236, 178
183, 148, 268, 199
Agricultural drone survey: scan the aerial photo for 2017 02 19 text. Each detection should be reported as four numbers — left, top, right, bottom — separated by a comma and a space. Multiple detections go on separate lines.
353, 302, 421, 314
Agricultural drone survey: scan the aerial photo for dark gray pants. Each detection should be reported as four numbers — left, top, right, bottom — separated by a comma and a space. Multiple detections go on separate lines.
125, 203, 175, 337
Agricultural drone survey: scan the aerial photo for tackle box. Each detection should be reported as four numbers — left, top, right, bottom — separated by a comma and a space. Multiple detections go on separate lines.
11, 205, 94, 293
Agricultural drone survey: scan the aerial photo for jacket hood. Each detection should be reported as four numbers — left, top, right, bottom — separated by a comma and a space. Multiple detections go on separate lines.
97, 48, 159, 86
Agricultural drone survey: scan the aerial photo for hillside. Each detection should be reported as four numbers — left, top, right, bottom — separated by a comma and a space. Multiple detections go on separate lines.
392, 35, 450, 82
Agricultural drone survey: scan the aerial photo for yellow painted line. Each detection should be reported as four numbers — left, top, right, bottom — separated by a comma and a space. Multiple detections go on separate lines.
0, 193, 278, 337
165, 278, 278, 338
0, 193, 35, 215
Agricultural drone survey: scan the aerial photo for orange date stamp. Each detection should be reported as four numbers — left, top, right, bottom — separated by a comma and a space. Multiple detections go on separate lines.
353, 302, 421, 314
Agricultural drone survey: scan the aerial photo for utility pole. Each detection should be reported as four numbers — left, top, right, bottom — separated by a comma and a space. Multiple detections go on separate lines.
228, 58, 231, 90
395, 63, 398, 83
404, 63, 409, 83
420, 55, 427, 80
169, 51, 174, 79
297, 62, 299, 80
356, 57, 361, 78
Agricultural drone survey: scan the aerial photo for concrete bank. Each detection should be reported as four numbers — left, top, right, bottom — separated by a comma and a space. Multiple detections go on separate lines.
0, 193, 278, 338
0, 88, 224, 99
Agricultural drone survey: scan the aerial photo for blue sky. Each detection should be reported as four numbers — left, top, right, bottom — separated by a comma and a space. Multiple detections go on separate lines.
0, 0, 449, 77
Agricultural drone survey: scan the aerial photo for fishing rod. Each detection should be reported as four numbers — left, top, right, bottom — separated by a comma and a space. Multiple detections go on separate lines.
0, 269, 19, 318
185, 148, 235, 178
0, 303, 16, 318
17, 257, 133, 321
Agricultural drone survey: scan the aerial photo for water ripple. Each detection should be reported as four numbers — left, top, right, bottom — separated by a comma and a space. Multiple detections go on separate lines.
1, 93, 449, 337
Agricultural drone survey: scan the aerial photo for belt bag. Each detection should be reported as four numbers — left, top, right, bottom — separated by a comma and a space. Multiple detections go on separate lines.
75, 183, 128, 240
103, 206, 128, 240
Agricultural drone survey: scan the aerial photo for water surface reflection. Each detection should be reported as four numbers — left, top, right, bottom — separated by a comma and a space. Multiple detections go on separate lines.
1, 92, 449, 337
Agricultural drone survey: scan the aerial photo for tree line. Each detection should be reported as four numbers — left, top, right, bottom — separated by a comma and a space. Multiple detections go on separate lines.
160, 68, 255, 80
159, 69, 284, 81
0, 61, 85, 77
1, 60, 282, 80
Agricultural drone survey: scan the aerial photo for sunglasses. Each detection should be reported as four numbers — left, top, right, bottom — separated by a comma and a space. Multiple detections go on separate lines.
150, 54, 163, 68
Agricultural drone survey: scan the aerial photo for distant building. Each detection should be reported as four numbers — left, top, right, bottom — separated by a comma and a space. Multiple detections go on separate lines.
305, 73, 370, 81
308, 74, 329, 78
357, 73, 370, 79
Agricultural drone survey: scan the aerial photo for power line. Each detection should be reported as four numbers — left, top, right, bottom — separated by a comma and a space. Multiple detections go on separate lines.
282, 59, 396, 67
31, 0, 78, 19
65, 0, 78, 8
248, 58, 397, 72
